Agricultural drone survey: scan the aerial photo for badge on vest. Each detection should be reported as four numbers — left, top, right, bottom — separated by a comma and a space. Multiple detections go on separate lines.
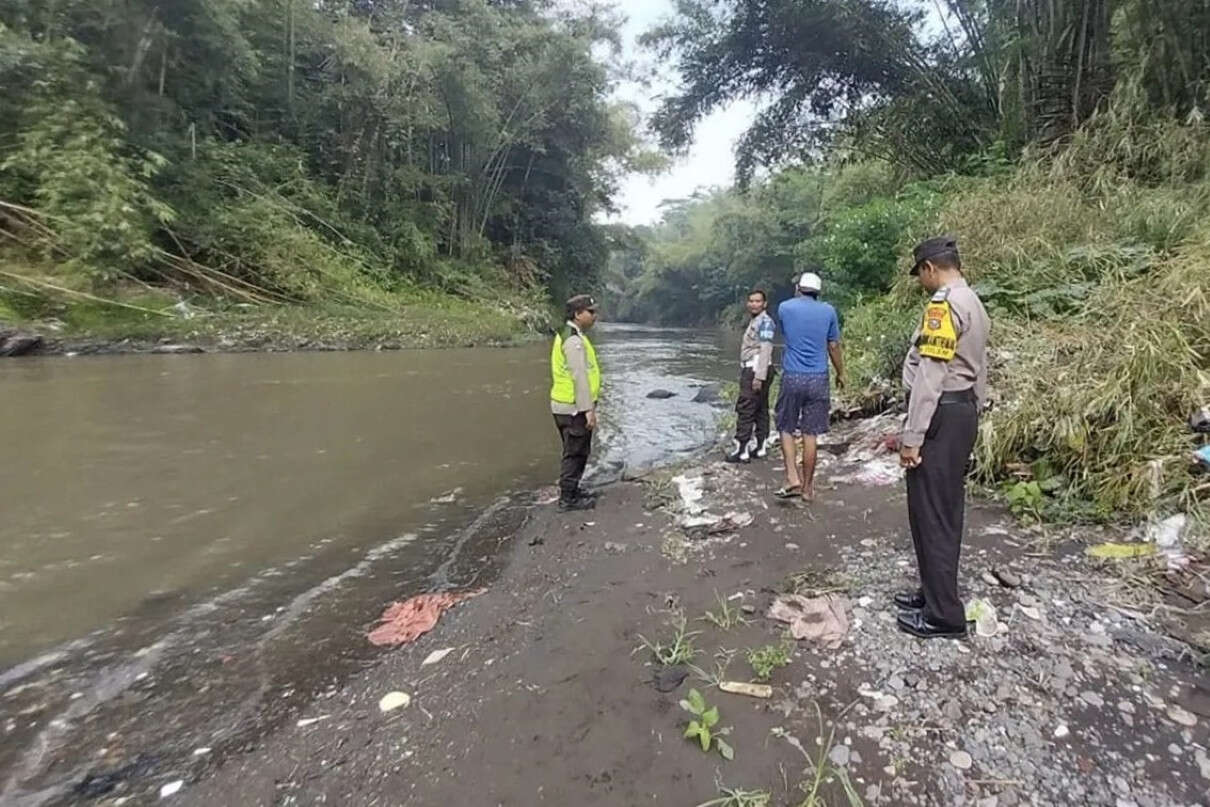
917, 298, 957, 361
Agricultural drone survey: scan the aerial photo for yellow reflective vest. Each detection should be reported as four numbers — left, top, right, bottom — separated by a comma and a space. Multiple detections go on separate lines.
550, 324, 601, 405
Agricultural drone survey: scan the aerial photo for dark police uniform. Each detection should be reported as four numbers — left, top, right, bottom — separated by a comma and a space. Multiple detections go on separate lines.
900, 237, 990, 631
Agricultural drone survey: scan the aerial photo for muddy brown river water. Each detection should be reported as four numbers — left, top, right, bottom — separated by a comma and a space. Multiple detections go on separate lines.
0, 323, 733, 804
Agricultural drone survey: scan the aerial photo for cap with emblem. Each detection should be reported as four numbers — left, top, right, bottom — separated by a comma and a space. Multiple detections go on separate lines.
565, 294, 597, 319
911, 236, 960, 275
797, 272, 822, 292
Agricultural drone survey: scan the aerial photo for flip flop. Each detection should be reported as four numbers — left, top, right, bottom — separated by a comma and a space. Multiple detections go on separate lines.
773, 485, 802, 499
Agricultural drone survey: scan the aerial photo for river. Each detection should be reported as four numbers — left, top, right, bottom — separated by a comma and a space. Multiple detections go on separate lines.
0, 323, 732, 804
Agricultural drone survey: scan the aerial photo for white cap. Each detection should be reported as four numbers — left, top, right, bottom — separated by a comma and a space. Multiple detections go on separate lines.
797, 272, 822, 292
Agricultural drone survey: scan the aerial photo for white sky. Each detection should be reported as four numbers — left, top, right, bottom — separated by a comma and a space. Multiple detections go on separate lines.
603, 0, 757, 227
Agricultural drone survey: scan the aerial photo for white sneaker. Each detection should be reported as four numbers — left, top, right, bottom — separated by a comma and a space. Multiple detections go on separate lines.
725, 440, 751, 464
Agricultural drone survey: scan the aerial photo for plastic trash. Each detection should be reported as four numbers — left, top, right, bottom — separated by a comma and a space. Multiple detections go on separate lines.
767, 594, 849, 648
719, 681, 773, 699
296, 716, 329, 727
422, 648, 454, 666
964, 599, 999, 637
1195, 445, 1210, 470
378, 691, 411, 712
1085, 542, 1156, 559
367, 589, 484, 647
160, 781, 183, 798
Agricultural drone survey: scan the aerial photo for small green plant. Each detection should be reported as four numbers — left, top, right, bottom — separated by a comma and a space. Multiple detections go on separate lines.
696, 783, 770, 807
747, 643, 792, 682
635, 613, 700, 666
689, 648, 738, 688
701, 591, 750, 630
680, 688, 734, 760
1005, 480, 1044, 521
772, 703, 865, 807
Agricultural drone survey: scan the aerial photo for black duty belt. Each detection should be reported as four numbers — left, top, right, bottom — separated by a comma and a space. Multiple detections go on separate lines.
906, 389, 976, 407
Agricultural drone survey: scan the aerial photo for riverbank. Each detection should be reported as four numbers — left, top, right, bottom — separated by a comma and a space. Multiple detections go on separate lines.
0, 298, 542, 357
43, 420, 1206, 807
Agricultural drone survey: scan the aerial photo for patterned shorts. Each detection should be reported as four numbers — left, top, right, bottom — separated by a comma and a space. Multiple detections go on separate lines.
775, 372, 831, 436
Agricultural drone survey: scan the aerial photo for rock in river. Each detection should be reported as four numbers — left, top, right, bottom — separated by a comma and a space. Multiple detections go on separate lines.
646, 389, 676, 399
691, 384, 722, 404
0, 328, 43, 357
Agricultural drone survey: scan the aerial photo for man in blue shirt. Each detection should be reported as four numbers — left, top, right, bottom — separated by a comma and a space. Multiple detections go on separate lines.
774, 273, 846, 501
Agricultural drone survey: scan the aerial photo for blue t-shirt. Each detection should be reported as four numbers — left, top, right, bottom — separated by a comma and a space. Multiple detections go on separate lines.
777, 296, 840, 375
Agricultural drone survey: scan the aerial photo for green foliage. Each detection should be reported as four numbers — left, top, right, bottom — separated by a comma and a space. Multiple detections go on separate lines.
696, 785, 770, 807
746, 643, 792, 682
1004, 481, 1044, 522
0, 0, 647, 321
700, 591, 749, 631
636, 613, 701, 667
680, 688, 734, 760
646, 0, 1210, 180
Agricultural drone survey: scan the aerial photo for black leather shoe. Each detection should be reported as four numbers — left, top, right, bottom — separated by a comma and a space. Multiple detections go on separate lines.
896, 609, 968, 639
893, 591, 926, 610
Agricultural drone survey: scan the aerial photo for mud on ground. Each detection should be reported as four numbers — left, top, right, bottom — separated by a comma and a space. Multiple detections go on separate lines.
155, 422, 1210, 807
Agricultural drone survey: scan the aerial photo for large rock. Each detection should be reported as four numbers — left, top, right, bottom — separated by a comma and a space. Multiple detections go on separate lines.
646, 389, 676, 399
691, 384, 722, 404
0, 329, 43, 357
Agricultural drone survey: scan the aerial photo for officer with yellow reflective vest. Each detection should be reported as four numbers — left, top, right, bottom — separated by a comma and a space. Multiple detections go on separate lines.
550, 294, 602, 512
894, 236, 990, 640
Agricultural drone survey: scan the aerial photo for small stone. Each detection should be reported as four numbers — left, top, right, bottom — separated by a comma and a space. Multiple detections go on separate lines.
1080, 691, 1105, 708
1054, 724, 1070, 739
1118, 700, 1135, 715
982, 571, 999, 586
1195, 749, 1210, 781
978, 797, 999, 807
785, 542, 800, 550
378, 691, 411, 712
829, 744, 851, 767
1167, 743, 1181, 756
1166, 705, 1197, 727
949, 750, 973, 770
942, 699, 963, 721
888, 676, 905, 692
603, 542, 626, 553
159, 781, 184, 798
992, 567, 1022, 588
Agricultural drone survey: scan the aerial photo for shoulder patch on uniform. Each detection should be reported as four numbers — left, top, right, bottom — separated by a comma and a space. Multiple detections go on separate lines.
757, 316, 775, 341
917, 298, 957, 361
931, 288, 951, 302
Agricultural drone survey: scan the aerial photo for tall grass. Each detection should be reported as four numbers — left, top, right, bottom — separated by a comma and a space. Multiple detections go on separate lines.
846, 115, 1210, 520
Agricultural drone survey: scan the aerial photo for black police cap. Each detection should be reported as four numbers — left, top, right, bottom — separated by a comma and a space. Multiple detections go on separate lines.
911, 236, 960, 275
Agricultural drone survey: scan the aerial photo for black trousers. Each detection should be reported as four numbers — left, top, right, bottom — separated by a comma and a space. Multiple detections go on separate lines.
734, 368, 775, 447
553, 413, 593, 502
905, 393, 979, 628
